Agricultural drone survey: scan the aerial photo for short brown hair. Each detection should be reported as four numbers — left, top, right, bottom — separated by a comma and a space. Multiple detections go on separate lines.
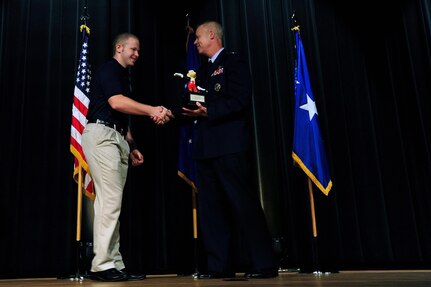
112, 33, 139, 56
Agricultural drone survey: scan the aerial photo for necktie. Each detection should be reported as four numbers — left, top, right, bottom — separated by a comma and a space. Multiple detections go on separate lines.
202, 61, 213, 85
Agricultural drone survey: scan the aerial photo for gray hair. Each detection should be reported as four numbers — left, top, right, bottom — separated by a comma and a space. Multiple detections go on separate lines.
199, 21, 223, 40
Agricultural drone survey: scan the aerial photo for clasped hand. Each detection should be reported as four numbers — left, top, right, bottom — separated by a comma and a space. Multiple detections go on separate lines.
151, 106, 174, 125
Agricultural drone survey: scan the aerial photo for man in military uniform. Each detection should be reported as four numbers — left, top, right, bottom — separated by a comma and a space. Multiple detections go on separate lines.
182, 20, 278, 280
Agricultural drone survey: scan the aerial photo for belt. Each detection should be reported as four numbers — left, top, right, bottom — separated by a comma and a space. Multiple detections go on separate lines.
90, 119, 127, 136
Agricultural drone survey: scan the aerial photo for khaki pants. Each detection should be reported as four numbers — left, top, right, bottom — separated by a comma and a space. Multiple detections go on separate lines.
82, 123, 130, 272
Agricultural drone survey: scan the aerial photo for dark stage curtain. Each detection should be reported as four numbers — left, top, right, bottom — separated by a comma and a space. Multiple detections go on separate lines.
1, 0, 430, 279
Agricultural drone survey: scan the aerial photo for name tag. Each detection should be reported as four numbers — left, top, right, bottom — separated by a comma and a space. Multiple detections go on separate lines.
190, 93, 205, 102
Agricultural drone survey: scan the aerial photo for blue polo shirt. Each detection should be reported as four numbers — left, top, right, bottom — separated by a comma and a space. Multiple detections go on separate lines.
87, 58, 130, 130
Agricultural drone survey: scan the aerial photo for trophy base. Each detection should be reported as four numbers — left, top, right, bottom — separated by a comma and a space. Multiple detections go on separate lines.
183, 92, 206, 110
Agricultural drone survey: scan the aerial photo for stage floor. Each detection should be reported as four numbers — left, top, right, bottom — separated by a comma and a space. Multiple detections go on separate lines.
1, 270, 431, 286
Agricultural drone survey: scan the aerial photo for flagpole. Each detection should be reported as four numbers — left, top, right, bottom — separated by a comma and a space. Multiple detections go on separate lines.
183, 13, 201, 277
187, 13, 200, 277
307, 178, 321, 274
77, 165, 83, 242
76, 1, 89, 279
80, 0, 89, 25
75, 165, 84, 279
291, 14, 333, 274
74, 1, 89, 279
192, 187, 199, 277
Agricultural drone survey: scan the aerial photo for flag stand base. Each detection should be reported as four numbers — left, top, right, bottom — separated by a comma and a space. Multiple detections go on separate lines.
57, 241, 93, 281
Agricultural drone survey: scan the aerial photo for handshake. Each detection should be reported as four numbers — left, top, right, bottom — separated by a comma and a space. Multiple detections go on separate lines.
150, 105, 174, 125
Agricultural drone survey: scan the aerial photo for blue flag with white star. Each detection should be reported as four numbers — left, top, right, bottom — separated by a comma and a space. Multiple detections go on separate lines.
177, 27, 198, 191
292, 30, 332, 195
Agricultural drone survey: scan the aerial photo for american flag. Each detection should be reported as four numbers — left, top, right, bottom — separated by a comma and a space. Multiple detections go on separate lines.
70, 25, 95, 199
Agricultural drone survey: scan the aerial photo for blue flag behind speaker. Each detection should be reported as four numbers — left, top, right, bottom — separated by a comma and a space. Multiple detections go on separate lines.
177, 28, 198, 191
292, 30, 332, 195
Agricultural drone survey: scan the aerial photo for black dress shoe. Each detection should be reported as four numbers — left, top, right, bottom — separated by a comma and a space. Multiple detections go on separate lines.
89, 268, 128, 281
197, 272, 235, 279
244, 269, 278, 279
120, 269, 146, 280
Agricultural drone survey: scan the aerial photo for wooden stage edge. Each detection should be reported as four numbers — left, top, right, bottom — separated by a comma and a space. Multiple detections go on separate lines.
1, 270, 431, 286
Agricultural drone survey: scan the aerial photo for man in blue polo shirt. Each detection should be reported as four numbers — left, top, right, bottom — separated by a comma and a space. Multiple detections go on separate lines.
82, 33, 172, 282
